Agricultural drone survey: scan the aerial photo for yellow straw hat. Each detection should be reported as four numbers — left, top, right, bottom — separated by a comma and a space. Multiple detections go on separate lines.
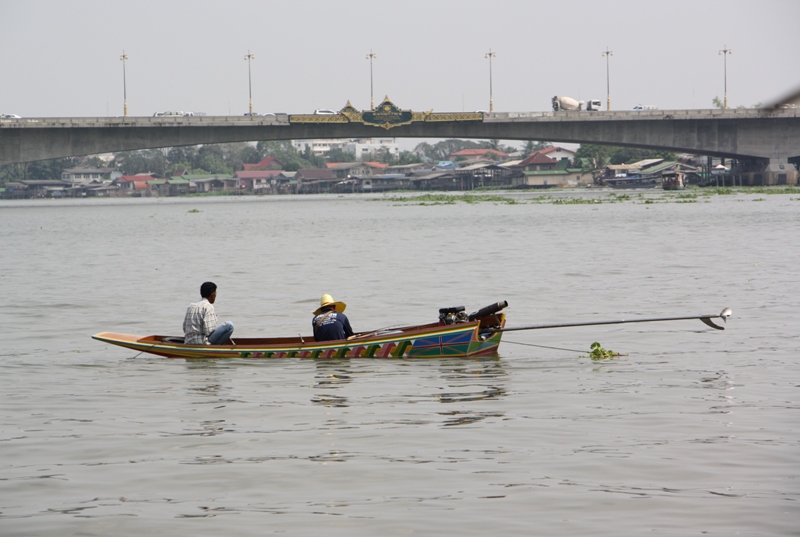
313, 293, 347, 315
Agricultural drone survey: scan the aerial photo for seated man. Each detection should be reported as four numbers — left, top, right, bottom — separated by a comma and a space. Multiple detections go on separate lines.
312, 294, 354, 342
183, 281, 234, 345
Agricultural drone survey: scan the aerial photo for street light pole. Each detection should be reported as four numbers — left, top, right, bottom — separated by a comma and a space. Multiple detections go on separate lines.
244, 50, 255, 115
485, 49, 496, 112
366, 49, 377, 110
602, 47, 613, 111
119, 50, 128, 117
719, 45, 732, 109
367, 49, 378, 110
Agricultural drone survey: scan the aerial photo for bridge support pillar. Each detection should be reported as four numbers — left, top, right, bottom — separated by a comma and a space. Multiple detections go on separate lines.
765, 157, 798, 186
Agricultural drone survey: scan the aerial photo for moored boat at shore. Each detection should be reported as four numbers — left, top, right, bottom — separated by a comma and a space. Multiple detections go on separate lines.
603, 174, 660, 189
662, 170, 686, 190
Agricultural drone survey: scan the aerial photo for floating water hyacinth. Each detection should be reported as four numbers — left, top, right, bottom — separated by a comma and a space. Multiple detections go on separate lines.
587, 341, 624, 361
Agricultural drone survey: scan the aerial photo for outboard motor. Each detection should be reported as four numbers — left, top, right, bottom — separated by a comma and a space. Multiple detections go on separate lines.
468, 300, 509, 321
439, 306, 468, 325
439, 301, 508, 325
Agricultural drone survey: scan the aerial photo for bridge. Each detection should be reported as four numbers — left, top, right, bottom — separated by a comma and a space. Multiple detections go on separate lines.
2, 103, 799, 181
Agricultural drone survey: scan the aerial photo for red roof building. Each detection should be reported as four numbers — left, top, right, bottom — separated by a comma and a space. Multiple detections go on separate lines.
242, 156, 284, 171
515, 152, 558, 171
449, 148, 508, 160
115, 173, 161, 190
234, 170, 284, 192
537, 146, 576, 162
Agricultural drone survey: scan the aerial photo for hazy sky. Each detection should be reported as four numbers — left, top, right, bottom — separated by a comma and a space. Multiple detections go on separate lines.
2, 1, 799, 124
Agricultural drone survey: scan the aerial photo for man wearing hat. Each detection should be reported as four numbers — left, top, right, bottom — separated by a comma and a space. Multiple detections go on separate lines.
312, 294, 354, 342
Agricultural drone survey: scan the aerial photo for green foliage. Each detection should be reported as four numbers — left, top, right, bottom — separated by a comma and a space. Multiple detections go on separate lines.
587, 341, 623, 361
360, 146, 395, 164
573, 144, 614, 169
114, 142, 266, 177
0, 163, 27, 182
549, 197, 604, 204
257, 140, 319, 170
195, 145, 231, 175
523, 140, 553, 155
1, 157, 79, 182
237, 144, 262, 167
326, 147, 357, 163
742, 186, 800, 195
166, 146, 197, 166
379, 193, 518, 205
394, 150, 423, 166
712, 96, 763, 109
574, 144, 676, 168
412, 139, 498, 162
114, 149, 168, 176
84, 156, 106, 168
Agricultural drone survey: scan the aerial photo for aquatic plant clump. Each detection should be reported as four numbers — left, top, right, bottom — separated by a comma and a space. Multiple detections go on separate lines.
587, 341, 624, 361
381, 193, 519, 205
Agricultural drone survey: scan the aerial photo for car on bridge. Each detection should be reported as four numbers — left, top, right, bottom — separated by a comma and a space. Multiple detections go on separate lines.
1, 114, 22, 119
633, 104, 658, 110
153, 111, 188, 117
314, 109, 336, 115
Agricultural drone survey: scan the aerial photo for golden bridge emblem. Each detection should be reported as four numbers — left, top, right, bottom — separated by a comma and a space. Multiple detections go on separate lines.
289, 97, 483, 130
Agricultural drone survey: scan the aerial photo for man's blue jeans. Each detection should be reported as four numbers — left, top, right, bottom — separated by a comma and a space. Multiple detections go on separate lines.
208, 322, 234, 344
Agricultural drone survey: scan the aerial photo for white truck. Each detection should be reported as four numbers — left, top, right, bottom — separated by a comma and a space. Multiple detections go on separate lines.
552, 96, 585, 111
586, 99, 602, 111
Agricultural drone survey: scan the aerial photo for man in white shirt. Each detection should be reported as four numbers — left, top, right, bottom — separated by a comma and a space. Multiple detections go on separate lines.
183, 282, 234, 345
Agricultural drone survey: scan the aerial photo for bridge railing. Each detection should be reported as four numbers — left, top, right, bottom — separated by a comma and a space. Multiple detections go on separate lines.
485, 108, 798, 122
1, 108, 796, 129
0, 115, 293, 128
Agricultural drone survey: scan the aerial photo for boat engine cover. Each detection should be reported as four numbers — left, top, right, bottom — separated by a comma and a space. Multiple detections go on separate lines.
439, 306, 468, 325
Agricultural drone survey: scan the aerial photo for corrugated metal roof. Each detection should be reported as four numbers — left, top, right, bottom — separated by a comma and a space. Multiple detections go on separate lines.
523, 170, 569, 176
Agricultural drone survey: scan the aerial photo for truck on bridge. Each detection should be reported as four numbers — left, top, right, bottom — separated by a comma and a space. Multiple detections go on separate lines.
553, 96, 601, 111
552, 96, 584, 111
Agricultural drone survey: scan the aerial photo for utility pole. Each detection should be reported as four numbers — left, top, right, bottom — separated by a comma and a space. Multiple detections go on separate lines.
244, 50, 255, 115
602, 47, 613, 111
485, 49, 496, 112
120, 50, 129, 117
719, 46, 732, 109
366, 49, 378, 110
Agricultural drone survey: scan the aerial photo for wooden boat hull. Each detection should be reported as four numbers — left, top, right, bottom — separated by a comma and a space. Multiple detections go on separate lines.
92, 315, 505, 359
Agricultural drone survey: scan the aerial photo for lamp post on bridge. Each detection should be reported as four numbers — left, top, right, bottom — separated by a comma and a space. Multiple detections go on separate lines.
244, 50, 255, 116
485, 49, 496, 113
119, 50, 129, 117
366, 49, 378, 110
602, 47, 612, 111
719, 45, 732, 109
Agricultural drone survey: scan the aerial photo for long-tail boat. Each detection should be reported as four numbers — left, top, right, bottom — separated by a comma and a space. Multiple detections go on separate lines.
92, 301, 509, 359
93, 302, 732, 360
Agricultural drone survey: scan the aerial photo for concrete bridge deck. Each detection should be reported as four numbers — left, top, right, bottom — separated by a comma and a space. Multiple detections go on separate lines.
1, 108, 798, 167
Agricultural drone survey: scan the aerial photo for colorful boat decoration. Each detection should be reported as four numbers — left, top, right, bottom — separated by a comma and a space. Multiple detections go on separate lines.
92, 301, 508, 360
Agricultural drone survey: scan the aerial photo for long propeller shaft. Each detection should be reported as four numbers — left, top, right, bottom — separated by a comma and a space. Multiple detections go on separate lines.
489, 308, 732, 332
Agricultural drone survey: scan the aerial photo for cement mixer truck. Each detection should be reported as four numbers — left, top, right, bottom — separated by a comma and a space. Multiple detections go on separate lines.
552, 96, 585, 111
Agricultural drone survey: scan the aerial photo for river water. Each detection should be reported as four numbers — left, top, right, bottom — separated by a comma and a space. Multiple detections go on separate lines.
1, 189, 798, 536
